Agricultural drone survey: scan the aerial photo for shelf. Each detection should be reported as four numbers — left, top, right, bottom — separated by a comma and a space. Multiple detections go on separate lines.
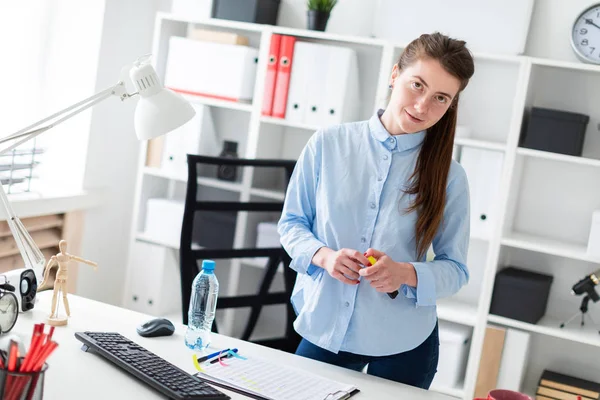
270, 26, 386, 47
501, 231, 600, 263
430, 382, 464, 399
161, 13, 266, 33
144, 167, 244, 192
516, 147, 600, 168
488, 313, 600, 348
249, 188, 286, 201
436, 298, 478, 327
180, 93, 253, 112
529, 56, 600, 74
260, 116, 321, 132
454, 137, 506, 152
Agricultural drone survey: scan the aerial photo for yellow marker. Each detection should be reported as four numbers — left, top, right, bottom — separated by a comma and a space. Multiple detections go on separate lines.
192, 354, 204, 372
367, 256, 377, 266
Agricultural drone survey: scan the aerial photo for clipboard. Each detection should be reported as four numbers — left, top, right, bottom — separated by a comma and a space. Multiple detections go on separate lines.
193, 354, 360, 400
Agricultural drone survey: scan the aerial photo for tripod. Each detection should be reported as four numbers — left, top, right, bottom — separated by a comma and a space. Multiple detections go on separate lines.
560, 294, 600, 334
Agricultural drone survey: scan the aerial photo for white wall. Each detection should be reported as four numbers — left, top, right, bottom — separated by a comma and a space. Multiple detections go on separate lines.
76, 0, 171, 305
525, 0, 594, 61
277, 0, 375, 37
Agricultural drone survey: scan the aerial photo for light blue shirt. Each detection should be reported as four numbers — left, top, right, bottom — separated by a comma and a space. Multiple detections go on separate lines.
277, 110, 470, 356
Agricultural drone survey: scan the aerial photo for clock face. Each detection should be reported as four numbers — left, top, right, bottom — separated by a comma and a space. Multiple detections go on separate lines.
572, 4, 600, 64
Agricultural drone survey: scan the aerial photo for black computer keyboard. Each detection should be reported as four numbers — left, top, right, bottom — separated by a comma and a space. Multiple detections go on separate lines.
74, 332, 230, 400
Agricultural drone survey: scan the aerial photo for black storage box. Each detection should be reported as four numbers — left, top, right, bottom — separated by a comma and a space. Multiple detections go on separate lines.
193, 211, 237, 249
490, 266, 553, 324
212, 0, 281, 25
520, 107, 589, 156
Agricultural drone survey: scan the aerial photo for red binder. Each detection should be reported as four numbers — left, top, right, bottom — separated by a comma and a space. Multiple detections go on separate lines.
271, 35, 297, 119
261, 34, 282, 116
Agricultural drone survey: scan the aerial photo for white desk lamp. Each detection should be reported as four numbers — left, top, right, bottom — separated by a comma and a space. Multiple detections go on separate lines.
0, 55, 196, 284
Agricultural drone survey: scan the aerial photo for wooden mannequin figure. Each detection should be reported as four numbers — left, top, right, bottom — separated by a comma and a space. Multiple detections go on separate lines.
39, 240, 98, 326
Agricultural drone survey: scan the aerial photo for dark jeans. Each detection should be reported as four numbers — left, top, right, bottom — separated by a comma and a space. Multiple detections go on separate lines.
295, 322, 439, 389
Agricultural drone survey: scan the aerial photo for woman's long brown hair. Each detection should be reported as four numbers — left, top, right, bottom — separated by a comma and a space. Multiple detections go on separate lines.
399, 33, 475, 259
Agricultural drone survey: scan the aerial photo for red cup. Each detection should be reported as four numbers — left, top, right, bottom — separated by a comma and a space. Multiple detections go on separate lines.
474, 389, 533, 400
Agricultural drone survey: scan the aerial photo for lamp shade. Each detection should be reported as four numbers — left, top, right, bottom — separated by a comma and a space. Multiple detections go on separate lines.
129, 57, 196, 140
134, 89, 196, 140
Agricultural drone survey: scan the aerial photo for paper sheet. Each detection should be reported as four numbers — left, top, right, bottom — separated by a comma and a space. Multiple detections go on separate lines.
196, 355, 358, 400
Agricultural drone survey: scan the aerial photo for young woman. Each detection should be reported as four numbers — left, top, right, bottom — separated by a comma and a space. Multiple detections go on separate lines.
277, 32, 475, 389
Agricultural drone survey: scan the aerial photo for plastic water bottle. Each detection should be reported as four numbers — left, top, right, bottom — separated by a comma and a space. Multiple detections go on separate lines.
185, 260, 219, 350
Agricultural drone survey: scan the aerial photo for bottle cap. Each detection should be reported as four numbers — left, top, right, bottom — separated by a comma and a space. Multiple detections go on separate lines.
202, 260, 216, 271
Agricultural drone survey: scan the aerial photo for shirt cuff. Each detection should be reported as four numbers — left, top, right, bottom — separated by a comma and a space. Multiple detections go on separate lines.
401, 262, 437, 307
292, 238, 326, 278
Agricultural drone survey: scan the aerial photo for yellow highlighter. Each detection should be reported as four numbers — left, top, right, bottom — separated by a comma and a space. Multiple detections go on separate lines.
366, 255, 399, 300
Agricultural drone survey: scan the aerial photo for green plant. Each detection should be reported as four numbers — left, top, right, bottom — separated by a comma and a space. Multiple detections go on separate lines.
306, 0, 338, 13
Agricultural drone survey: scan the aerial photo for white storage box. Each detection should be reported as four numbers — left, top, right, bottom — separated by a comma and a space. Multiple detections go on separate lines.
431, 320, 471, 389
144, 198, 185, 247
256, 222, 280, 248
124, 241, 182, 316
588, 210, 600, 258
165, 36, 258, 101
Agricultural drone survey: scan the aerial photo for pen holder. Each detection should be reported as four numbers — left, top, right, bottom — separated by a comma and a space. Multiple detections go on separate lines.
0, 361, 48, 400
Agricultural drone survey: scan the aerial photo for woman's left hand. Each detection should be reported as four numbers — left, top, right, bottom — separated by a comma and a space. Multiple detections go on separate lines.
359, 248, 417, 293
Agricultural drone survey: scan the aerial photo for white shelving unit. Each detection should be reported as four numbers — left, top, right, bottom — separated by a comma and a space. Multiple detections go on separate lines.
121, 12, 600, 399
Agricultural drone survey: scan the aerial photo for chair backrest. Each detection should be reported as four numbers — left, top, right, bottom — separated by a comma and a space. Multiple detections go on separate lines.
179, 154, 300, 353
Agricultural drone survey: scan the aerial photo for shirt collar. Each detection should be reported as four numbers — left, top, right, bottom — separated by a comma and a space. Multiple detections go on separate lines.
368, 109, 426, 152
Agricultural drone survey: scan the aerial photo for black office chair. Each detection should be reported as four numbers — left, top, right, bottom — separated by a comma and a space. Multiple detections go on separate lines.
179, 154, 301, 353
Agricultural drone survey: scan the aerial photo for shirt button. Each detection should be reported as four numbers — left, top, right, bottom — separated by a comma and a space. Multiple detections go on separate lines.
377, 176, 383, 182
370, 202, 376, 209
344, 301, 350, 307
383, 155, 389, 160
360, 237, 366, 243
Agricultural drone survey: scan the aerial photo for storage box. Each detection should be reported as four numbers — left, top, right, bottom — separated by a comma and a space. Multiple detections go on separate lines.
256, 222, 280, 248
520, 107, 590, 156
587, 210, 600, 258
193, 211, 237, 249
490, 266, 553, 324
431, 321, 471, 389
165, 37, 258, 101
213, 0, 280, 25
144, 198, 185, 247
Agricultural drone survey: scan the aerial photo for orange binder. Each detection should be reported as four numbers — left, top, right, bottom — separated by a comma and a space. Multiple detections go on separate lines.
261, 34, 282, 116
272, 35, 296, 119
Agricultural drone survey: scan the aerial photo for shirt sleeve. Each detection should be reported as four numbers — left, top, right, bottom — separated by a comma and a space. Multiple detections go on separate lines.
277, 131, 327, 277
401, 165, 470, 306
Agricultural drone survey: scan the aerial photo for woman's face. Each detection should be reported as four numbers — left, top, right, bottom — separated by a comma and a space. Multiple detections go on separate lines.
385, 57, 461, 134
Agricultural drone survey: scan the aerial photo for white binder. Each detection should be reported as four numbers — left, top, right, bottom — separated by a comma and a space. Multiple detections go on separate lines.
285, 42, 360, 127
284, 42, 313, 124
302, 43, 330, 127
161, 103, 216, 177
319, 45, 359, 126
165, 36, 258, 101
459, 147, 504, 240
496, 328, 530, 391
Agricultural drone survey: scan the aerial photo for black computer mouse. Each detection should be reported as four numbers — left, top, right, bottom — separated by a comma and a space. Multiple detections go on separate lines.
136, 318, 175, 338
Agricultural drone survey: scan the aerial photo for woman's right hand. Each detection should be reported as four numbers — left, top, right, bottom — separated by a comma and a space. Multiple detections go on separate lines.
312, 247, 371, 285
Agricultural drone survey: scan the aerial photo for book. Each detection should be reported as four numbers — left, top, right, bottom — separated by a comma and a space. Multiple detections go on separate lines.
537, 370, 600, 400
188, 28, 249, 46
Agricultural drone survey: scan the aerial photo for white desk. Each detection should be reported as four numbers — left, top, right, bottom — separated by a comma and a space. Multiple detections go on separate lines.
13, 292, 454, 399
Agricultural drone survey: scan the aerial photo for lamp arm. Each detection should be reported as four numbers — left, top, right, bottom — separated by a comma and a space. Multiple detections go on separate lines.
0, 81, 130, 156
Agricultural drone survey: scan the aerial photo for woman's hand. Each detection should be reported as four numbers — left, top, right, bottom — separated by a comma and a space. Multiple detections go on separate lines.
359, 248, 417, 293
312, 247, 371, 285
